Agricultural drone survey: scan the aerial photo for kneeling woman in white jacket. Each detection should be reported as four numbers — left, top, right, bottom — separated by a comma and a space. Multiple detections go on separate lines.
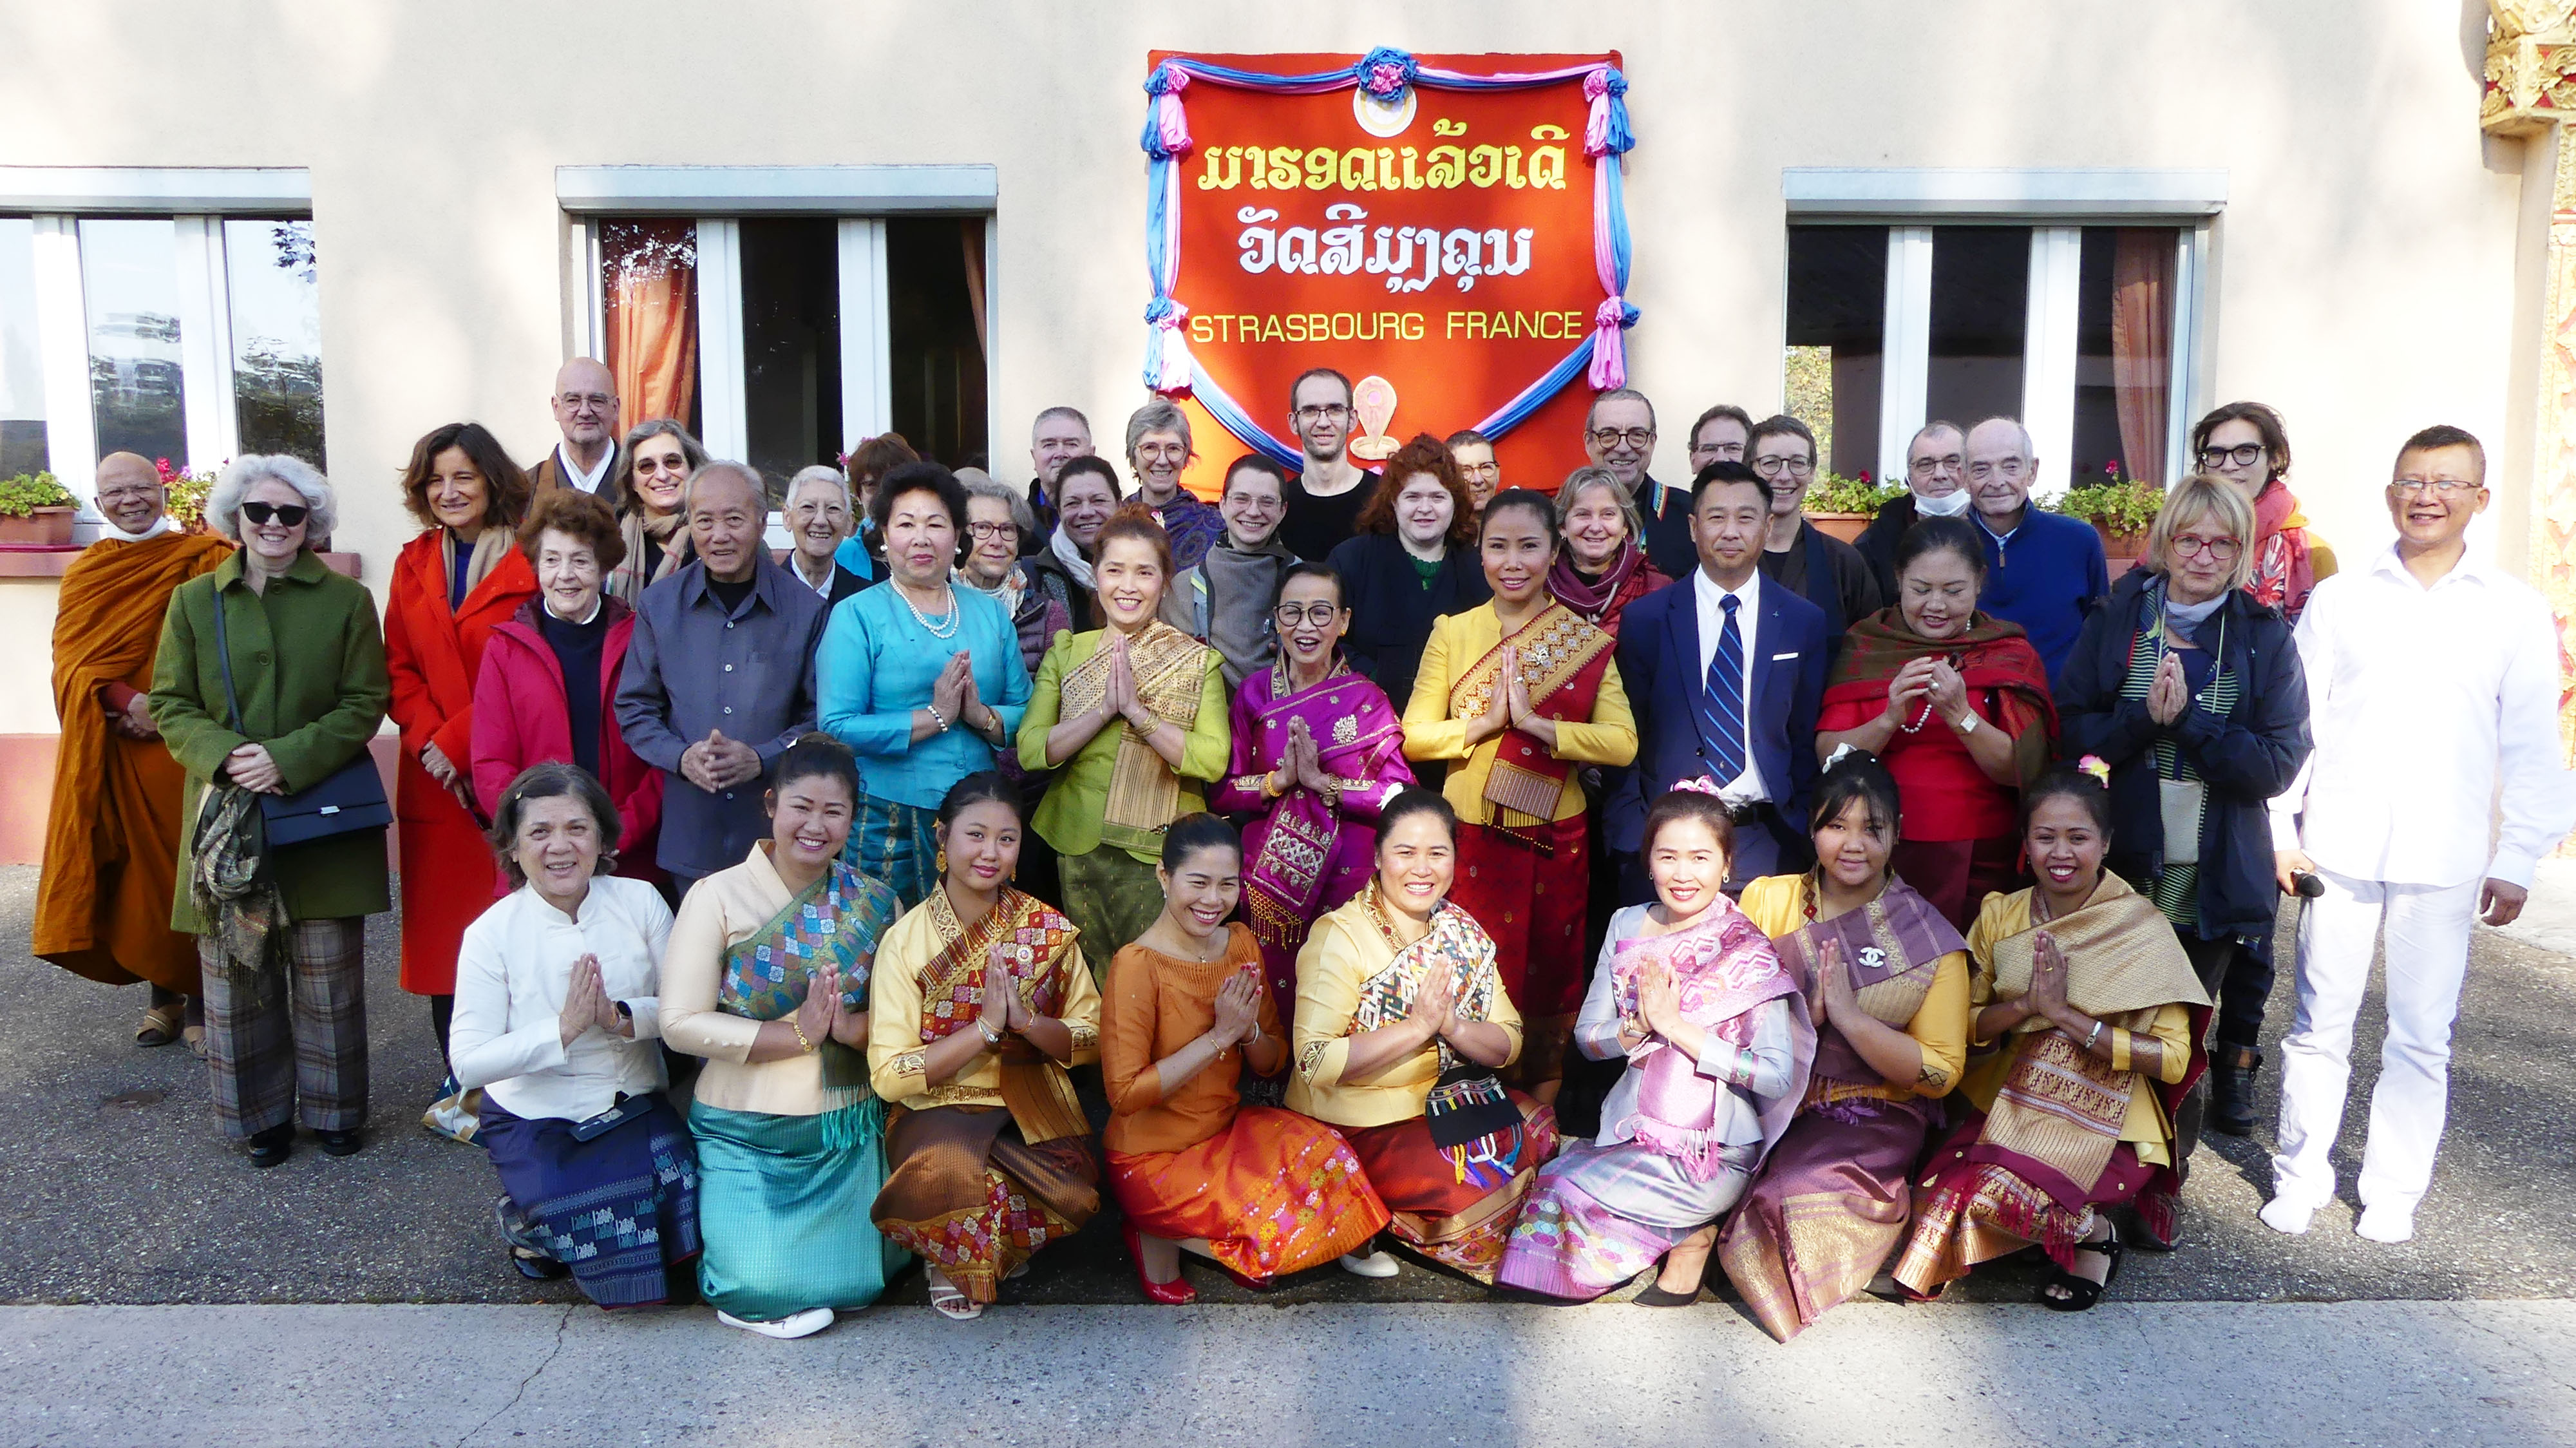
451, 761, 697, 1308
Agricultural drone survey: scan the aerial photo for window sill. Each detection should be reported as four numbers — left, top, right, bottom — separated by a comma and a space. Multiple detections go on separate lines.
0, 548, 362, 580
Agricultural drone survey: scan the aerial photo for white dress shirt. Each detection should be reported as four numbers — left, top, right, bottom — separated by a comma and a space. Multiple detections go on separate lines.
450, 875, 672, 1121
1573, 904, 1797, 1148
2269, 545, 2576, 888
1691, 566, 1768, 805
556, 440, 615, 495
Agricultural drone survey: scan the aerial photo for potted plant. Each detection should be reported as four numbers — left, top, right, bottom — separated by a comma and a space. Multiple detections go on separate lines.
2057, 461, 2164, 566
1801, 472, 1904, 544
0, 471, 78, 548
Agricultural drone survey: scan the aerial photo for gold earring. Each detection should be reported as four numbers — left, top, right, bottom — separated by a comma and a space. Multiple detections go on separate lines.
936, 847, 949, 875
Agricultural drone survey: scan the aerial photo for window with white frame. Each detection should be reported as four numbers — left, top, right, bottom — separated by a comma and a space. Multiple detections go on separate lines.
580, 210, 990, 488
0, 200, 323, 500
1778, 169, 2217, 495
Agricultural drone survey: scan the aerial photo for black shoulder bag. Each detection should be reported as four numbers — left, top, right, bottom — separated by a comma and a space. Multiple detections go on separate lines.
209, 580, 393, 848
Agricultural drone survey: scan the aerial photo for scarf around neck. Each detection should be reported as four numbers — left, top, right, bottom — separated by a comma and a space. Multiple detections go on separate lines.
1200, 540, 1293, 682
1608, 899, 1814, 1179
1547, 537, 1649, 623
957, 564, 1027, 620
100, 515, 178, 544
2248, 478, 2316, 614
1048, 525, 1095, 591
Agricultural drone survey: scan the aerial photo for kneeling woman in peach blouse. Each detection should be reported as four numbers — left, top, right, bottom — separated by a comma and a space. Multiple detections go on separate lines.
1103, 814, 1390, 1302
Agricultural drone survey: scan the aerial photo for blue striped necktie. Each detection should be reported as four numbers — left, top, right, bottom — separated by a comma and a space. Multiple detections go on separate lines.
1698, 593, 1747, 783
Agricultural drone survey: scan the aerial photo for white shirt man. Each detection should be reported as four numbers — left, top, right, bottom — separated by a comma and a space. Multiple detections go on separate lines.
2262, 426, 2576, 1244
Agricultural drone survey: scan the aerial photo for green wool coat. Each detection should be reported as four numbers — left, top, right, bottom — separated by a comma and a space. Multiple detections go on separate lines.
151, 549, 392, 932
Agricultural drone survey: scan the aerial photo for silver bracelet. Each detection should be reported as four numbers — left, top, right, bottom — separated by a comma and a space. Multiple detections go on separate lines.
2084, 1019, 2105, 1052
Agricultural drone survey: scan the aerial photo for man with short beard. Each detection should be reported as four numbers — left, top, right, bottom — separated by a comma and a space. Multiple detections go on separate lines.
527, 358, 622, 498
1276, 368, 1376, 561
1164, 454, 1296, 689
1853, 421, 1975, 602
35, 452, 233, 1051
615, 461, 826, 888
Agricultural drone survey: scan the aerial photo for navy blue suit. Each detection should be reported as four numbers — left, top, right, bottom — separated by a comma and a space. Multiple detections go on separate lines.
1607, 571, 1832, 896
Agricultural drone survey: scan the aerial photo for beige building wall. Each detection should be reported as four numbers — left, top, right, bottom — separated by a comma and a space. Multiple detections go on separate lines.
0, 1, 2535, 716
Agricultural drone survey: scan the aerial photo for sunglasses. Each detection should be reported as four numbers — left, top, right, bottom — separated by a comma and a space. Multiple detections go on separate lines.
241, 501, 310, 527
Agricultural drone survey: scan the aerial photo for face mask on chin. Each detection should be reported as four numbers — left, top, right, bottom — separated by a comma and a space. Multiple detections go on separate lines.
1914, 488, 1972, 518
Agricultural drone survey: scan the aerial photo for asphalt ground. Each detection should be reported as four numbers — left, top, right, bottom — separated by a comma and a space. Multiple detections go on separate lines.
3, 866, 2570, 1311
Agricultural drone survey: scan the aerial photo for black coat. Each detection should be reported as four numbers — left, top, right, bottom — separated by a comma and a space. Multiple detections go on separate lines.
1852, 493, 1918, 603
2056, 571, 2311, 943
1325, 531, 1492, 714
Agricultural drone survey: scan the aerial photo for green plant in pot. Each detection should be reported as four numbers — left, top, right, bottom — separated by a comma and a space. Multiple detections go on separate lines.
1803, 472, 1905, 517
0, 471, 78, 547
2058, 461, 2164, 554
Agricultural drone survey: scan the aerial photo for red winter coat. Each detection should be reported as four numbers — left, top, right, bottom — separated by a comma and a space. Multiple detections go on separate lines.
385, 531, 538, 995
471, 596, 664, 888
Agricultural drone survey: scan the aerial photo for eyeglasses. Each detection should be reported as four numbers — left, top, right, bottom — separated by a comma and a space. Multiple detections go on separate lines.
634, 456, 688, 475
1689, 441, 1746, 462
2168, 533, 2241, 561
1294, 405, 1352, 423
2392, 477, 2481, 499
2198, 443, 2267, 470
240, 500, 310, 527
1459, 461, 1501, 479
1273, 602, 1343, 628
967, 520, 1018, 540
1967, 458, 2029, 481
1588, 426, 1655, 450
1752, 455, 1814, 478
1908, 453, 1965, 476
556, 392, 615, 413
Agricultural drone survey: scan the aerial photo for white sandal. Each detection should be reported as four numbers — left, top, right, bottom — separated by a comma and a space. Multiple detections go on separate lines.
1339, 1250, 1399, 1279
927, 1270, 983, 1320
717, 1307, 834, 1340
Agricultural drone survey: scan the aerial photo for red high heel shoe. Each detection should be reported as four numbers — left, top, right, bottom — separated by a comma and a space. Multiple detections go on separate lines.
1121, 1219, 1198, 1306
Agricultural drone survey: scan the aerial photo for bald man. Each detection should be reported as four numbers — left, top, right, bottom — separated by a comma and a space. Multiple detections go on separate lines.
35, 452, 234, 1049
529, 357, 623, 497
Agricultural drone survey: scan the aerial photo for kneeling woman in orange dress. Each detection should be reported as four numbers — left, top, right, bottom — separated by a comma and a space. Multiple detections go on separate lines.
1288, 790, 1560, 1284
867, 772, 1103, 1320
1892, 762, 2209, 1311
1103, 814, 1390, 1303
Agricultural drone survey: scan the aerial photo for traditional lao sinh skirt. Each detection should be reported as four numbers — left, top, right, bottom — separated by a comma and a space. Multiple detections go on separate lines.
1107, 1106, 1390, 1282
871, 1104, 1101, 1304
481, 1092, 701, 1308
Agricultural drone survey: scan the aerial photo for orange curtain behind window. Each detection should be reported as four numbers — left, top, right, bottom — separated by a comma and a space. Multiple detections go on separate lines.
2110, 229, 2174, 484
604, 220, 699, 436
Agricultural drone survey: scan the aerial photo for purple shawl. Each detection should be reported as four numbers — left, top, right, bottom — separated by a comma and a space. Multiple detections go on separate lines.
1767, 877, 1965, 1089
1607, 898, 1817, 1180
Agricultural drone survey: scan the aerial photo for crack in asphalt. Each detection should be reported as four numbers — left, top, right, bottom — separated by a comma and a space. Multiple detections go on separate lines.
2437, 1299, 2574, 1387
454, 1302, 576, 1448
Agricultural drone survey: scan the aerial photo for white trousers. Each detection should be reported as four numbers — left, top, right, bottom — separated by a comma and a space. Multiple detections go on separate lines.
2270, 868, 2479, 1214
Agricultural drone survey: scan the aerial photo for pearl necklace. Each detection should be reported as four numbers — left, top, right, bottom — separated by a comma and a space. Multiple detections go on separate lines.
1897, 698, 1937, 734
898, 580, 961, 640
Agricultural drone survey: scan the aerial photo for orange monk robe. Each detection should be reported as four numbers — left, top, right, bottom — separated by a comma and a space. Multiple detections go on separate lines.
35, 531, 234, 990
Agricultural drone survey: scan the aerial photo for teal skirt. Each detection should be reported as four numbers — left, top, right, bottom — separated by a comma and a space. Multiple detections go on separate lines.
689, 1097, 910, 1320
844, 794, 940, 908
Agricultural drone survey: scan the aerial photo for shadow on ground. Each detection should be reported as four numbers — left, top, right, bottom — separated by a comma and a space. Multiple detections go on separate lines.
2, 873, 2570, 1307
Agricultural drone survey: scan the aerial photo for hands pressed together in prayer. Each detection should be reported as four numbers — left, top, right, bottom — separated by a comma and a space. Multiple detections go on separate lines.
680, 728, 762, 794
927, 652, 999, 740
1464, 645, 1558, 750
1206, 967, 1263, 1050
1267, 717, 1338, 800
557, 953, 635, 1047
2146, 651, 2190, 727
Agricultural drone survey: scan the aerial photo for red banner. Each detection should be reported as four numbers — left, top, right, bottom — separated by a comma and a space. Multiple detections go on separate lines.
1150, 52, 1625, 499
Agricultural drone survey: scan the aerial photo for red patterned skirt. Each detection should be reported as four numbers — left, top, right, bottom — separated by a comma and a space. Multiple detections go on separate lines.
1450, 817, 1589, 1089
1340, 1093, 1560, 1284
1108, 1106, 1390, 1281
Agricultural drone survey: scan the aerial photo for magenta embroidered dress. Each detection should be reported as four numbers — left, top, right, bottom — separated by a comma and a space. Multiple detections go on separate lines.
1211, 658, 1414, 1021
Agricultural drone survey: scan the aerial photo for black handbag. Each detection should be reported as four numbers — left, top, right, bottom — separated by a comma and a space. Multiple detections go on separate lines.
209, 582, 392, 849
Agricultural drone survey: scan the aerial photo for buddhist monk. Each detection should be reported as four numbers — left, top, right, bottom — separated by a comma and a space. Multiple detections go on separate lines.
35, 452, 233, 1050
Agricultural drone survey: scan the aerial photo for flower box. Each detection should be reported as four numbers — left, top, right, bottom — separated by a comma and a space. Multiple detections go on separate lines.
0, 506, 76, 549
1805, 510, 1870, 544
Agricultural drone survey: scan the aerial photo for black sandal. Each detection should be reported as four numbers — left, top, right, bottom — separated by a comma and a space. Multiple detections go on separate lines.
1632, 1282, 1701, 1307
2036, 1222, 2123, 1312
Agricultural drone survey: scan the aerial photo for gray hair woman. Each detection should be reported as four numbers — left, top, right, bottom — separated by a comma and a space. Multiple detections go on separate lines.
1124, 397, 1222, 571
784, 464, 860, 603
2055, 472, 2311, 1204
151, 455, 390, 1168
1547, 463, 1669, 636
608, 419, 708, 602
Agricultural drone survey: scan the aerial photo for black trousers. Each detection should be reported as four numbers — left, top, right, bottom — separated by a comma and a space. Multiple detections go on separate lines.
2181, 931, 2275, 1055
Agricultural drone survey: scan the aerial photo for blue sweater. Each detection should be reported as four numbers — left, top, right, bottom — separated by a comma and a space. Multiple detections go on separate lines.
1973, 507, 2108, 685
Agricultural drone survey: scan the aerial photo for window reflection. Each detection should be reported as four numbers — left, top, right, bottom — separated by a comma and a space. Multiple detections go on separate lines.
0, 219, 44, 477
1926, 226, 2028, 436
601, 218, 699, 439
225, 218, 327, 462
1785, 225, 1886, 479
887, 218, 989, 468
80, 218, 186, 466
739, 218, 840, 491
